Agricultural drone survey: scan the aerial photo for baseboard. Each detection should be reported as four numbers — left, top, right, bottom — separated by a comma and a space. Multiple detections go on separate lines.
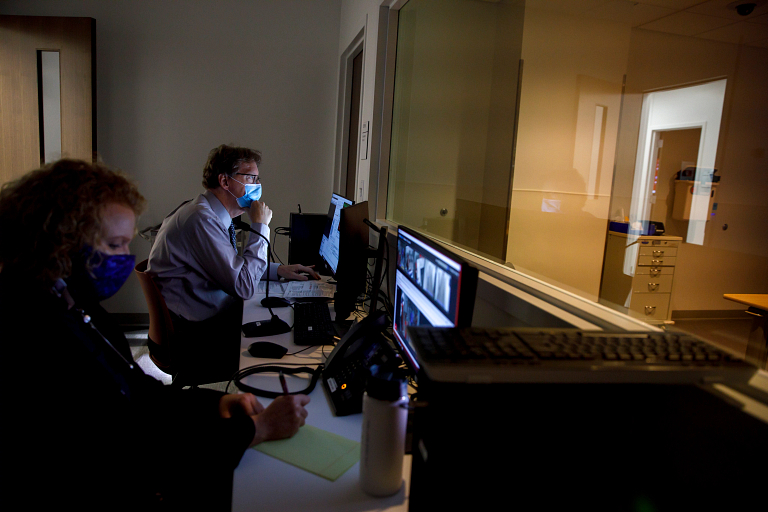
113, 313, 150, 328
671, 309, 751, 320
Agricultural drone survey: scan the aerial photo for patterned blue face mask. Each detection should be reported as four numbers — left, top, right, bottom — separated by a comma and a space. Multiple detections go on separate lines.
83, 247, 136, 301
229, 177, 262, 208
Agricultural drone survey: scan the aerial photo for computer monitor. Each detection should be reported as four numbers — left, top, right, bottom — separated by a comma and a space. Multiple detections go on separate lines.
318, 193, 354, 275
333, 201, 369, 321
288, 213, 327, 271
392, 226, 478, 373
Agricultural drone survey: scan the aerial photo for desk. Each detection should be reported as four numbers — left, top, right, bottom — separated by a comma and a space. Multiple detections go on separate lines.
231, 293, 411, 512
724, 293, 768, 370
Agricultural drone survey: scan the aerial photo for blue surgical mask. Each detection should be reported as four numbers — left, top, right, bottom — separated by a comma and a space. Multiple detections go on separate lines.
82, 247, 136, 301
228, 177, 262, 208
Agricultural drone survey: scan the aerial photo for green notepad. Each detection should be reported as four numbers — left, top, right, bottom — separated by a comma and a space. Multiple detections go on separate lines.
253, 424, 360, 481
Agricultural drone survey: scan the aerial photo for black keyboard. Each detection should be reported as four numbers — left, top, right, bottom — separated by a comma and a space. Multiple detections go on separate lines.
293, 301, 336, 345
407, 327, 757, 384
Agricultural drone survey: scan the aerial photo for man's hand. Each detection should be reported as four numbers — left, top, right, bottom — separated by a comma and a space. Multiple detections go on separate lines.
248, 200, 272, 226
219, 393, 265, 418
251, 394, 311, 446
277, 264, 321, 281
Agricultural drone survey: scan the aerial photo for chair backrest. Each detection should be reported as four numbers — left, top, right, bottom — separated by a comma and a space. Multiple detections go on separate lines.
134, 259, 175, 372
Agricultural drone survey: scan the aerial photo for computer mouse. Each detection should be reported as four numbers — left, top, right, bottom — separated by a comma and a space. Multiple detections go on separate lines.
247, 341, 289, 359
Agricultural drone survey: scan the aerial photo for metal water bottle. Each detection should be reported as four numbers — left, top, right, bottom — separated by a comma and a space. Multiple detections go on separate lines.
359, 369, 408, 497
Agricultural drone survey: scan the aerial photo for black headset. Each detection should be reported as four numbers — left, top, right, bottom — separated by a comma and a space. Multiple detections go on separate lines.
232, 364, 323, 398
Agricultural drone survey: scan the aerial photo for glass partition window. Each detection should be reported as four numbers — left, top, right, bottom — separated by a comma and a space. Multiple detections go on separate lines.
38, 50, 62, 164
384, 0, 768, 324
387, 0, 525, 262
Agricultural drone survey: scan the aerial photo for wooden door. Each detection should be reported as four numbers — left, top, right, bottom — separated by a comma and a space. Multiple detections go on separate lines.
0, 15, 94, 185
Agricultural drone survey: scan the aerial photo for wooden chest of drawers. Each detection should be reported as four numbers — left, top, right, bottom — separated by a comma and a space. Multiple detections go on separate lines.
599, 231, 682, 324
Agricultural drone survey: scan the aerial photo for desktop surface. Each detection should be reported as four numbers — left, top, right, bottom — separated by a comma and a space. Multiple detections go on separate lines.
232, 291, 410, 512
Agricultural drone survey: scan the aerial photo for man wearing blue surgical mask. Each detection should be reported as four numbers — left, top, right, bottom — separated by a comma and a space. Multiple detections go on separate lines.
147, 145, 319, 379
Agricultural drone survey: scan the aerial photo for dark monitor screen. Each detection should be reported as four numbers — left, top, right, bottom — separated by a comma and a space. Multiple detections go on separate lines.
393, 226, 478, 373
334, 201, 369, 321
319, 193, 354, 274
288, 213, 327, 271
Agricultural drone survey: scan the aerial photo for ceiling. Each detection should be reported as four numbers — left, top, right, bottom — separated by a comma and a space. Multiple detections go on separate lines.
525, 0, 768, 48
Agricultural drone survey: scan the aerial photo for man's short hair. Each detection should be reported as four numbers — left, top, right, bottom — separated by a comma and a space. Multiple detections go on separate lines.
202, 144, 262, 190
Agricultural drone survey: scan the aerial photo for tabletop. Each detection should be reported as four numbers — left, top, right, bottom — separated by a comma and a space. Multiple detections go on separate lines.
723, 294, 768, 311
231, 291, 411, 512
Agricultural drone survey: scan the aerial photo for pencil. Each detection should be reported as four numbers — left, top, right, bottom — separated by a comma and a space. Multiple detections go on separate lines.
279, 370, 289, 395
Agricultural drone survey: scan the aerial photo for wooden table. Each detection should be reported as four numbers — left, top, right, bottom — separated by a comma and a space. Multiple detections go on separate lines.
724, 294, 768, 370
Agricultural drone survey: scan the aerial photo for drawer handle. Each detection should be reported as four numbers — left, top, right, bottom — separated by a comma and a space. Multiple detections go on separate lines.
648, 283, 659, 292
644, 306, 656, 315
651, 259, 663, 265
653, 250, 664, 257
650, 269, 661, 276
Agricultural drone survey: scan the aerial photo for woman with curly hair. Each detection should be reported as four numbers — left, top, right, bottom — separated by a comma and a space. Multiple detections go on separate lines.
0, 159, 308, 511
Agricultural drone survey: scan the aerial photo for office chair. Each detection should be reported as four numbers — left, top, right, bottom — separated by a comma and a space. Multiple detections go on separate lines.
134, 259, 176, 376
135, 260, 243, 387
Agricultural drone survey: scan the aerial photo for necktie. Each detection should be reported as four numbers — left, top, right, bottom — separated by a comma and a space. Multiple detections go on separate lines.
228, 222, 238, 252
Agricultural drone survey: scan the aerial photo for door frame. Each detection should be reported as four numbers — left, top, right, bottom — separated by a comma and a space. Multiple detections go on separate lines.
629, 79, 726, 245
334, 28, 366, 201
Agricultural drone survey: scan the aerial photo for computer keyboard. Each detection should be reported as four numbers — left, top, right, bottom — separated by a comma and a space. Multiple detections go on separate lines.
293, 301, 336, 346
407, 327, 757, 384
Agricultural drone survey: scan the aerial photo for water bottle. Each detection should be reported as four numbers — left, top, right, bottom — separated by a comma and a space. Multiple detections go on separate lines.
359, 368, 408, 497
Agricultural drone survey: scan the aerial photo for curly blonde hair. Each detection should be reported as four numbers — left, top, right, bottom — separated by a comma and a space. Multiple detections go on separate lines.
0, 159, 146, 286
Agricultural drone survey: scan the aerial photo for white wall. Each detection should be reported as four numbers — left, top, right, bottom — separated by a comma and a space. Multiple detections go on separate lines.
1, 0, 342, 314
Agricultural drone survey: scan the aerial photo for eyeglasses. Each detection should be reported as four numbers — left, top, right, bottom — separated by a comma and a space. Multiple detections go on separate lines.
234, 173, 261, 184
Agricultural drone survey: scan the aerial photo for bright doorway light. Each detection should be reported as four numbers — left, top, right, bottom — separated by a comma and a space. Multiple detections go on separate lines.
630, 79, 726, 245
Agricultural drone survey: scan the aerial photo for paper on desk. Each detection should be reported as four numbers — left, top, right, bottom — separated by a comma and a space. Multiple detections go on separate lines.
283, 281, 336, 299
253, 424, 360, 481
255, 281, 288, 296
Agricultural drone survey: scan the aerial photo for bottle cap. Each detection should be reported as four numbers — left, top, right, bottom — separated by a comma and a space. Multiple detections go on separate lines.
365, 366, 407, 401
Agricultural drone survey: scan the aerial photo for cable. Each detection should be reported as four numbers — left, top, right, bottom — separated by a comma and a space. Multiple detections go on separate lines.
233, 218, 291, 334
272, 226, 292, 265
286, 345, 317, 356
270, 227, 286, 265
380, 233, 391, 306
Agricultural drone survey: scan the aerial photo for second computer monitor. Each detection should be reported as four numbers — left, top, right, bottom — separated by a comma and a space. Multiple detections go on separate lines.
334, 201, 370, 321
393, 226, 478, 373
318, 193, 354, 275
